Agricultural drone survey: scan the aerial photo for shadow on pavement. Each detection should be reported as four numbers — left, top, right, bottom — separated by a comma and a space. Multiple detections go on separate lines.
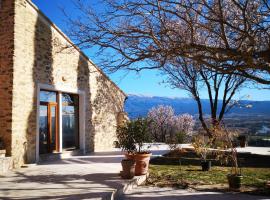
124, 187, 269, 200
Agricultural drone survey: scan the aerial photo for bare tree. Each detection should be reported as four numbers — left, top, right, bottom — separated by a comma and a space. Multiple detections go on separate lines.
66, 0, 270, 84
163, 58, 246, 136
64, 0, 249, 135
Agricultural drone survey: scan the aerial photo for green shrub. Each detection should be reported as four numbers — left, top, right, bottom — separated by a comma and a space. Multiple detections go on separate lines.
116, 118, 152, 153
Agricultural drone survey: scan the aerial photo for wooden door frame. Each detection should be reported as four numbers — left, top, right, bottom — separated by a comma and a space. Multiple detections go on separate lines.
40, 101, 59, 153
48, 102, 59, 153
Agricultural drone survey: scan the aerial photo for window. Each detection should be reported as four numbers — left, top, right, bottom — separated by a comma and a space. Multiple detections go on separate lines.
40, 90, 57, 103
62, 93, 79, 150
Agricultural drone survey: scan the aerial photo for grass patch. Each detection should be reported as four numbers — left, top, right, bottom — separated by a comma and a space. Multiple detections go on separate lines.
147, 165, 270, 195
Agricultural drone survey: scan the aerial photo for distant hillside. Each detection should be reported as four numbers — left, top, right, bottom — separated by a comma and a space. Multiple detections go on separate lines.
125, 94, 270, 119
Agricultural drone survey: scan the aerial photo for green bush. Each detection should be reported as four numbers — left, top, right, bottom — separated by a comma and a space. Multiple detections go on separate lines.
116, 118, 152, 153
175, 131, 185, 144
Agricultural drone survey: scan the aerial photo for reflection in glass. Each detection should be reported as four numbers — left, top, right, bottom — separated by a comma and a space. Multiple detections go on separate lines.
50, 106, 56, 152
39, 105, 48, 154
40, 90, 57, 102
62, 93, 76, 105
62, 93, 79, 150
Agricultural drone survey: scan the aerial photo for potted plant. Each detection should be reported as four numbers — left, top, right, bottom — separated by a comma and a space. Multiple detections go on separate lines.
116, 118, 152, 177
214, 128, 243, 191
116, 122, 136, 179
227, 147, 243, 191
132, 118, 152, 175
116, 122, 137, 159
193, 134, 212, 171
237, 135, 247, 148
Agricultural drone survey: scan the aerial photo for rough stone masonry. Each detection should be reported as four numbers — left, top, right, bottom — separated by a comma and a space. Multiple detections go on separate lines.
0, 0, 127, 168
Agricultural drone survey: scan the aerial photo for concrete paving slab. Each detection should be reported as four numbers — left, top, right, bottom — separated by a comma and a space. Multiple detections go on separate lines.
123, 186, 270, 200
0, 151, 126, 200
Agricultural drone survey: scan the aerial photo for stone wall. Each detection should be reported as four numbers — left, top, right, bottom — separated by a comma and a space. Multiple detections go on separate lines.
91, 74, 126, 151
0, 0, 15, 156
1, 0, 126, 168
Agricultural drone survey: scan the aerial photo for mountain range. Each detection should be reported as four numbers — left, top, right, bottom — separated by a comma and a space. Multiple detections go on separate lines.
125, 94, 270, 119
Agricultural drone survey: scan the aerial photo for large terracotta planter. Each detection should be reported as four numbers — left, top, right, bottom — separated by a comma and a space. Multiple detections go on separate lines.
121, 159, 135, 179
135, 153, 152, 176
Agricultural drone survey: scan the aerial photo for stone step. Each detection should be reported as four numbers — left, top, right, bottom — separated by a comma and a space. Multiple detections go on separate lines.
0, 150, 6, 158
0, 156, 12, 175
39, 149, 83, 163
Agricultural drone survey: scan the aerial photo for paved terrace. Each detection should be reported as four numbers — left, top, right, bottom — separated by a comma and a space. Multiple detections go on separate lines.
0, 148, 169, 200
124, 186, 270, 200
0, 151, 126, 200
0, 145, 269, 200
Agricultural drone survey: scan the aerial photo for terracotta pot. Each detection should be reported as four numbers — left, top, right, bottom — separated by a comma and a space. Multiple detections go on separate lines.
121, 159, 135, 179
238, 135, 247, 148
227, 174, 243, 190
135, 153, 152, 176
201, 160, 211, 171
239, 139, 247, 148
125, 153, 135, 161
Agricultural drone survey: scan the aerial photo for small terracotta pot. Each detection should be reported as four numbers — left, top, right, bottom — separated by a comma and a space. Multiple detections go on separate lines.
135, 153, 152, 176
239, 139, 247, 148
121, 159, 135, 179
201, 160, 211, 171
227, 174, 243, 190
125, 153, 136, 161
238, 135, 247, 148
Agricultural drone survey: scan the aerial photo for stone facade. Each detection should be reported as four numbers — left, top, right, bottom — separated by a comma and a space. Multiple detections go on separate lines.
0, 0, 15, 157
0, 0, 126, 168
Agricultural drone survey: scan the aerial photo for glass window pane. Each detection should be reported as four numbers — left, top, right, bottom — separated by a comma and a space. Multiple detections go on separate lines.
62, 93, 78, 105
50, 106, 56, 151
40, 90, 57, 102
39, 105, 48, 154
62, 93, 79, 149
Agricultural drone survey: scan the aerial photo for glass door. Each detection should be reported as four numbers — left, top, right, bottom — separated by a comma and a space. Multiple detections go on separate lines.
39, 90, 59, 154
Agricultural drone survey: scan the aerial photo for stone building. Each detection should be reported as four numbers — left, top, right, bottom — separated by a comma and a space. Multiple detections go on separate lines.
0, 0, 127, 169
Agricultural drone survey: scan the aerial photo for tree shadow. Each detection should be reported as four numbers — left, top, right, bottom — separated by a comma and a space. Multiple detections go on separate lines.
123, 187, 269, 200
23, 12, 54, 168
1, 193, 111, 200
0, 171, 124, 200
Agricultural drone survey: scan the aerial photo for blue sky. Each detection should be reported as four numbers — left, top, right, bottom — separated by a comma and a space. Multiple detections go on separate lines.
32, 0, 270, 101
